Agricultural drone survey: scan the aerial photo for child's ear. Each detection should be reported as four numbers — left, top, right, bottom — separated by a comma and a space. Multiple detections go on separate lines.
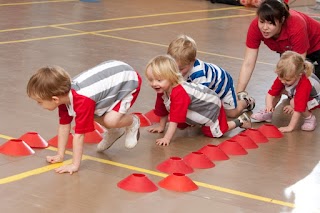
52, 96, 59, 103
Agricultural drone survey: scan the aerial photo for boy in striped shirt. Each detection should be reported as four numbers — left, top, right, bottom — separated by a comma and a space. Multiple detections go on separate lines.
167, 35, 255, 118
27, 60, 141, 174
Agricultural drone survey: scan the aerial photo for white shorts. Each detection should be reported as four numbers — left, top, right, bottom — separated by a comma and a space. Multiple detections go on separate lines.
221, 89, 237, 110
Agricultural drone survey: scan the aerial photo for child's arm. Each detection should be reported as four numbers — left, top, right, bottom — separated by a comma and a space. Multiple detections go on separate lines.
148, 116, 168, 133
55, 133, 84, 174
46, 124, 71, 163
279, 111, 301, 133
265, 93, 276, 112
156, 122, 178, 146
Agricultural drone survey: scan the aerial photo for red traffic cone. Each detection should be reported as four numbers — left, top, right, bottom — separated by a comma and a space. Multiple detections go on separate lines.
19, 132, 48, 148
48, 133, 73, 149
183, 152, 215, 169
84, 130, 103, 144
197, 144, 229, 161
0, 139, 35, 156
242, 128, 269, 143
156, 157, 194, 174
133, 112, 152, 127
117, 173, 158, 193
258, 124, 283, 138
218, 139, 248, 155
231, 133, 258, 149
158, 173, 198, 192
144, 109, 160, 124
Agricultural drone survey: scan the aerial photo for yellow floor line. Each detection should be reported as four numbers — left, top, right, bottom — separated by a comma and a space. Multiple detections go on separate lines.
0, 0, 76, 7
0, 134, 294, 208
0, 13, 254, 45
92, 33, 273, 65
0, 134, 13, 140
0, 7, 246, 32
0, 159, 73, 184
0, 12, 274, 66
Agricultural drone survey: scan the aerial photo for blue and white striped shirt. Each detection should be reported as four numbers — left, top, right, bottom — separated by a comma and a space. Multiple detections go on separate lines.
186, 59, 234, 100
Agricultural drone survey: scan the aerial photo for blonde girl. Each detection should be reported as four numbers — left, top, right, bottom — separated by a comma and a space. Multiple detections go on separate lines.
145, 54, 251, 146
251, 51, 320, 132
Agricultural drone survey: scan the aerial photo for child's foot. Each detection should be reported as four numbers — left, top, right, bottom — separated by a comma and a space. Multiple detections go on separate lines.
238, 112, 252, 129
125, 115, 140, 148
237, 91, 255, 111
97, 128, 125, 152
301, 115, 317, 131
251, 109, 272, 122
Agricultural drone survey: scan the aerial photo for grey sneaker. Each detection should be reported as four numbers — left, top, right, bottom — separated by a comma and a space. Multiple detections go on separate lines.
97, 128, 125, 152
125, 115, 140, 149
237, 91, 255, 111
238, 112, 252, 129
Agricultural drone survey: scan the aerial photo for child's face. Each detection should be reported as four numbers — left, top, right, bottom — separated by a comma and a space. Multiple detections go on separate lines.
146, 67, 172, 93
278, 74, 301, 86
31, 96, 59, 111
177, 62, 193, 78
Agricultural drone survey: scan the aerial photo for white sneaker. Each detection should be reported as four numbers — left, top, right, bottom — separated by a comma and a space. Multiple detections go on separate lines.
125, 115, 140, 149
237, 91, 256, 111
237, 112, 252, 129
97, 128, 125, 152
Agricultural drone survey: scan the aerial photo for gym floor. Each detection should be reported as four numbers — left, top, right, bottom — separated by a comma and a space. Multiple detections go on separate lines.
0, 0, 319, 212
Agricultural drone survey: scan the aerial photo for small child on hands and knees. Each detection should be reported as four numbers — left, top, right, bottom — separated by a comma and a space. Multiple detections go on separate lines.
27, 60, 141, 174
251, 51, 320, 132
145, 54, 252, 146
167, 34, 255, 118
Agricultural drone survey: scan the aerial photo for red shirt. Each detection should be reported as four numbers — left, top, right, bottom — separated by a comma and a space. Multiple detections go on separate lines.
246, 10, 320, 55
59, 89, 96, 134
154, 86, 191, 123
268, 74, 312, 112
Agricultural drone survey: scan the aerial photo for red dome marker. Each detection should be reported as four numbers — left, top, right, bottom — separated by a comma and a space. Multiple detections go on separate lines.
117, 173, 158, 193
0, 139, 35, 156
183, 152, 215, 169
19, 132, 48, 148
158, 173, 198, 192
218, 139, 248, 155
48, 133, 73, 149
197, 144, 229, 161
258, 124, 283, 138
156, 157, 194, 174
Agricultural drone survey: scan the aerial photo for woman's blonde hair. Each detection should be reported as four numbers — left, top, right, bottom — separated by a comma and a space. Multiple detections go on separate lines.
167, 34, 197, 67
276, 51, 314, 79
145, 54, 183, 85
27, 66, 71, 100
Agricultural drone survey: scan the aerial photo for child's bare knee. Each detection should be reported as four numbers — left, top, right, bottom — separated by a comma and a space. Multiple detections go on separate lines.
102, 111, 123, 128
102, 118, 119, 128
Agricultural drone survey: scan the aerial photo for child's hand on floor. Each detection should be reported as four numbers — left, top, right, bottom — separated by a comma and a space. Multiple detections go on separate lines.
283, 105, 294, 114
148, 126, 164, 133
55, 164, 79, 175
156, 137, 170, 146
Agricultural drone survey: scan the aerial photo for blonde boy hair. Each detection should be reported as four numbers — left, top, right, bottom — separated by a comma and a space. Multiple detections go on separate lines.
167, 34, 197, 67
145, 55, 184, 85
276, 51, 314, 79
27, 66, 71, 100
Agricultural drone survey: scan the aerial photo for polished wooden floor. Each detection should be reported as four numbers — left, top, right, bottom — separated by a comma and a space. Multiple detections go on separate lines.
0, 0, 320, 212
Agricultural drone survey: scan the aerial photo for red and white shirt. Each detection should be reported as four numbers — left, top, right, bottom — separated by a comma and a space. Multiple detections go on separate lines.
154, 81, 226, 137
268, 74, 320, 112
